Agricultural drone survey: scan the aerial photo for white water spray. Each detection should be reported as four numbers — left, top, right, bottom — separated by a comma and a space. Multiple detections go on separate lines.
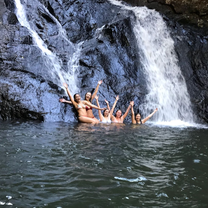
14, 0, 79, 93
108, 0, 194, 124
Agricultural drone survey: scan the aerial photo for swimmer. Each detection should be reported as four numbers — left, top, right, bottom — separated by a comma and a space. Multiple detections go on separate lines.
60, 80, 103, 122
130, 101, 158, 124
84, 80, 103, 122
110, 95, 133, 123
63, 83, 105, 124
95, 95, 111, 123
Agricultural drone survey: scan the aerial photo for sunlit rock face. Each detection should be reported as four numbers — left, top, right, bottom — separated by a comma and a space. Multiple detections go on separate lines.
0, 0, 208, 123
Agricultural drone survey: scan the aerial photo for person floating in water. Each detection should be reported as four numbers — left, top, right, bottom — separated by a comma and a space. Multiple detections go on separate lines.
62, 83, 105, 124
110, 95, 133, 123
95, 95, 111, 123
130, 101, 158, 124
84, 80, 103, 123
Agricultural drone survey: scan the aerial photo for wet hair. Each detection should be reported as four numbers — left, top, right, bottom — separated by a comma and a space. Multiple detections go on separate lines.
135, 113, 141, 117
72, 105, 79, 118
73, 93, 79, 102
135, 113, 142, 124
115, 109, 122, 118
90, 88, 95, 95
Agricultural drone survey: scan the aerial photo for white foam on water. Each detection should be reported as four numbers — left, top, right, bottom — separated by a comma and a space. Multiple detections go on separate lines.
148, 121, 208, 129
6, 203, 13, 206
114, 176, 147, 182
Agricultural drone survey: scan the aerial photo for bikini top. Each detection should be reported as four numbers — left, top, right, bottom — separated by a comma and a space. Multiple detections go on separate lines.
101, 115, 111, 123
77, 103, 86, 109
86, 105, 92, 111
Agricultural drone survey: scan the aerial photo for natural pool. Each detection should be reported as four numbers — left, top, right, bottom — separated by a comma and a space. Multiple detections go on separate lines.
0, 121, 208, 207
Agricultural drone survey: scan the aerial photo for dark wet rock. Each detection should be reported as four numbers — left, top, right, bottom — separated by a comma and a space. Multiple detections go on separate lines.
172, 27, 208, 122
0, 0, 208, 123
0, 0, 142, 122
76, 16, 146, 121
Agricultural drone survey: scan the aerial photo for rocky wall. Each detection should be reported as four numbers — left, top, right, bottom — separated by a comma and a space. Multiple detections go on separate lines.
0, 0, 208, 123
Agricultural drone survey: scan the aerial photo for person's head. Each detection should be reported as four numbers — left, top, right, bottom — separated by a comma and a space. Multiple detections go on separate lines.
115, 109, 122, 118
103, 109, 109, 117
85, 92, 92, 102
135, 113, 141, 122
74, 93, 81, 103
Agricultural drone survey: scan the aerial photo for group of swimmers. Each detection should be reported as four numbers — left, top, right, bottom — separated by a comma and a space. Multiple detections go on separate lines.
60, 80, 158, 124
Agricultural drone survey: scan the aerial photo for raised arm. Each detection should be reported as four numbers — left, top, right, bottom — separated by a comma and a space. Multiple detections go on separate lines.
59, 98, 72, 105
105, 99, 110, 111
130, 101, 136, 124
91, 80, 102, 101
95, 96, 103, 121
63, 83, 77, 107
142, 108, 158, 124
122, 101, 133, 120
110, 95, 119, 118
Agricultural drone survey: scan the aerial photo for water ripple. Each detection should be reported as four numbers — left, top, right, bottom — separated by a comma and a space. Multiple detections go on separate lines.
0, 121, 208, 207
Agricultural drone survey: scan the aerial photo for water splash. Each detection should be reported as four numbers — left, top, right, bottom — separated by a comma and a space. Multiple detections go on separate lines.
108, 0, 194, 124
114, 176, 147, 182
149, 120, 208, 129
14, 0, 79, 93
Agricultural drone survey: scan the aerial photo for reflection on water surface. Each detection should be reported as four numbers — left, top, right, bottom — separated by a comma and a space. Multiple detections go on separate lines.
0, 121, 208, 207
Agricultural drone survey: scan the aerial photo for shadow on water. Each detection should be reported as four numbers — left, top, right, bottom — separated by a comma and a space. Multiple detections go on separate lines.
0, 120, 208, 207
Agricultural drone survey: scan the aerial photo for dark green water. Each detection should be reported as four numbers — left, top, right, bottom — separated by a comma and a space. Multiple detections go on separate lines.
0, 121, 208, 208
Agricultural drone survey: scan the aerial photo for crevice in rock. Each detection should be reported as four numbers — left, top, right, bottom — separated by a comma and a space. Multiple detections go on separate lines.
41, 12, 55, 23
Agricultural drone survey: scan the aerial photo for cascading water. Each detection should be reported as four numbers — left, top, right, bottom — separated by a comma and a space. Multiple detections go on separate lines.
108, 0, 194, 124
14, 0, 79, 94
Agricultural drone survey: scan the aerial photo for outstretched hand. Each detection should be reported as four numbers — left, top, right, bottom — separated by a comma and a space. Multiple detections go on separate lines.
116, 95, 119, 101
155, 108, 158, 112
130, 101, 134, 106
59, 98, 66, 103
95, 95, 99, 100
105, 99, 109, 104
63, 83, 68, 89
98, 80, 103, 85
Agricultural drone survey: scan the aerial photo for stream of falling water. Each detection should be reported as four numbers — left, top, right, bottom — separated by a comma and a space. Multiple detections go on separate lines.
14, 0, 80, 94
108, 0, 194, 126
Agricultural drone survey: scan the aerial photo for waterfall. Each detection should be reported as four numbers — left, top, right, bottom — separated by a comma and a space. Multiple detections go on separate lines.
108, 0, 194, 124
14, 0, 79, 93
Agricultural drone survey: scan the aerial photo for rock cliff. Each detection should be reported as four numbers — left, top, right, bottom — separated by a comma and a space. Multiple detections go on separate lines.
0, 0, 207, 123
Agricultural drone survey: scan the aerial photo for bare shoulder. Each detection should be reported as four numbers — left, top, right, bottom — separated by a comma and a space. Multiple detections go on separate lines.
121, 117, 124, 122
